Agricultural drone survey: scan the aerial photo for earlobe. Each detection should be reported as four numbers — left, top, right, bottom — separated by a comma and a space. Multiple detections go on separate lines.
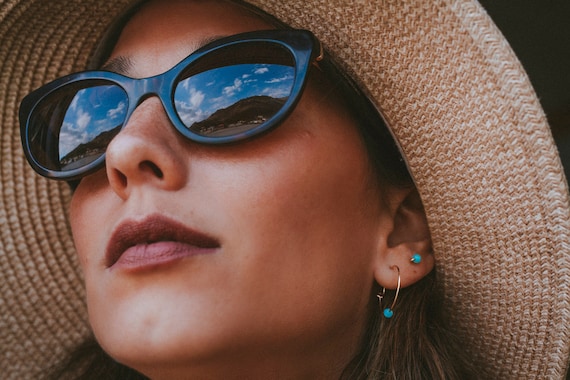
374, 188, 435, 290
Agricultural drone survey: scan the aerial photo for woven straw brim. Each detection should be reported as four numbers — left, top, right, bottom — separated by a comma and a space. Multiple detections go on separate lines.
1, 0, 569, 379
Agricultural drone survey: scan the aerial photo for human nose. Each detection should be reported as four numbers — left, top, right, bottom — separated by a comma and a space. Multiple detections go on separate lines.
104, 97, 188, 199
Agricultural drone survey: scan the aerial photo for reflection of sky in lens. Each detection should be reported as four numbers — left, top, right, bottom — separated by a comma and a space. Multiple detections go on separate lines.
58, 85, 127, 158
57, 64, 293, 158
175, 64, 294, 127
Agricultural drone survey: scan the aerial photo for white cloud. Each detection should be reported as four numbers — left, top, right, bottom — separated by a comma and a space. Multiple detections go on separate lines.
254, 67, 269, 75
58, 125, 88, 157
265, 74, 293, 84
107, 101, 126, 119
223, 78, 243, 96
262, 85, 291, 99
189, 89, 205, 108
76, 110, 91, 130
69, 95, 79, 112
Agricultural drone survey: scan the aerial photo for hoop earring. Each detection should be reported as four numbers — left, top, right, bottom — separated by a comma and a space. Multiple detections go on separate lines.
378, 265, 401, 319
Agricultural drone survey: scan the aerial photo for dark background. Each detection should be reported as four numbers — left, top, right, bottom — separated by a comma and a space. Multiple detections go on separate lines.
479, 0, 570, 179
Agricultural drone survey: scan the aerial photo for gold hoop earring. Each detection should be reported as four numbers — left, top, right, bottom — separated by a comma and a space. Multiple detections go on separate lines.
378, 265, 401, 319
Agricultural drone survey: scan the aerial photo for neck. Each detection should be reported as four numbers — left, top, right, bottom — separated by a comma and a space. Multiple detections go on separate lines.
136, 328, 365, 380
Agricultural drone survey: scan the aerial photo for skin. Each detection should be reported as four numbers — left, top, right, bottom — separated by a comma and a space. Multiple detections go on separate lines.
69, 0, 433, 378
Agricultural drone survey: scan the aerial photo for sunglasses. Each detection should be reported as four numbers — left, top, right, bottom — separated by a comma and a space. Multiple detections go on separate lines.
20, 29, 323, 181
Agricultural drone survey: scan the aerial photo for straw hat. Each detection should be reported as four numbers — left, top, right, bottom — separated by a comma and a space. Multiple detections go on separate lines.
1, 0, 569, 378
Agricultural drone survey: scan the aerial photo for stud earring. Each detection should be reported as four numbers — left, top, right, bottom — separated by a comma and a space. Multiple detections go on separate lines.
411, 253, 422, 264
378, 265, 401, 319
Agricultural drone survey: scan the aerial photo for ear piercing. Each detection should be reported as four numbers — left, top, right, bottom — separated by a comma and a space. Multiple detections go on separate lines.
410, 253, 422, 264
377, 265, 401, 319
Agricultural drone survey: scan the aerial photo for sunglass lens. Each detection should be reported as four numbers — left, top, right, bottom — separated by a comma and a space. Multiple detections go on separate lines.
27, 81, 128, 172
174, 43, 295, 138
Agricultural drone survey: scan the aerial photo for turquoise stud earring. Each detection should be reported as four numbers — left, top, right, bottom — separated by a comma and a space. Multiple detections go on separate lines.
411, 253, 422, 264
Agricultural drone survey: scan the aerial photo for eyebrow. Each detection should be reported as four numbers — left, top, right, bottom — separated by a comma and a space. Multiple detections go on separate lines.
100, 35, 229, 76
101, 56, 134, 75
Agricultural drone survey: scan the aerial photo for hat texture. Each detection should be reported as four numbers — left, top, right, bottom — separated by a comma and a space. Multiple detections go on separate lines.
1, 0, 569, 379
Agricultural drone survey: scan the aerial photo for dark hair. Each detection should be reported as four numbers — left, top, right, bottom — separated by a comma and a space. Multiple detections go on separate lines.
49, 1, 476, 379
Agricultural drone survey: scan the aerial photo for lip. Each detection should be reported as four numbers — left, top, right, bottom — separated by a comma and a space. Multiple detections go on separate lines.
105, 214, 220, 271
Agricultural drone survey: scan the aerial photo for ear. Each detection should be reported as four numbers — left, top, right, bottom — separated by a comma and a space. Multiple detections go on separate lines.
374, 187, 434, 290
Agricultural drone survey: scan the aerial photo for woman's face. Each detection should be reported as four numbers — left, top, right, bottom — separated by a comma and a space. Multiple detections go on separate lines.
70, 0, 390, 377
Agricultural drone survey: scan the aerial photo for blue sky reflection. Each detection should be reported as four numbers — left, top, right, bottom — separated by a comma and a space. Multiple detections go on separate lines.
58, 85, 127, 160
174, 63, 294, 127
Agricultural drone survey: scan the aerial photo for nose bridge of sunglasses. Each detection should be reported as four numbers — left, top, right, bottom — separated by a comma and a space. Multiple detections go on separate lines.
130, 75, 168, 105
119, 75, 176, 128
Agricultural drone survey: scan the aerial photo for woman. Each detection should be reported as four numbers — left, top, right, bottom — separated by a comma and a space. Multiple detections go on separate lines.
2, 0, 570, 379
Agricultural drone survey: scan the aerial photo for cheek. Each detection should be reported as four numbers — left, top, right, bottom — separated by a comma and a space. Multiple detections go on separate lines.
69, 171, 115, 271
210, 107, 383, 321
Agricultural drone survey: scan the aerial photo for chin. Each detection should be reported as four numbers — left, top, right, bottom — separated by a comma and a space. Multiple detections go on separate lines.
89, 297, 238, 374
97, 326, 213, 376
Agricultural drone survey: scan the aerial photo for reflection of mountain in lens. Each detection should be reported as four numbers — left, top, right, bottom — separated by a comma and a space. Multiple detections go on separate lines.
60, 95, 286, 168
190, 95, 286, 137
60, 127, 120, 169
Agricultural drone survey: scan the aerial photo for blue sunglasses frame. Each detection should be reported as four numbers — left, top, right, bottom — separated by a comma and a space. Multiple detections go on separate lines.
20, 29, 323, 181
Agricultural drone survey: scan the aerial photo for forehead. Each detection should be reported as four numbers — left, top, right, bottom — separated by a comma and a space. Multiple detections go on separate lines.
109, 0, 275, 77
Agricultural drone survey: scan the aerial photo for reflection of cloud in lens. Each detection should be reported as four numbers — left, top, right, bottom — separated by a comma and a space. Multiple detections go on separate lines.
208, 95, 229, 111
59, 124, 89, 157
223, 78, 242, 96
176, 100, 207, 126
265, 74, 294, 84
176, 96, 207, 126
189, 89, 205, 108
177, 85, 206, 108
254, 67, 269, 75
69, 96, 79, 112
175, 85, 208, 126
262, 84, 292, 99
107, 101, 126, 119
76, 109, 91, 131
